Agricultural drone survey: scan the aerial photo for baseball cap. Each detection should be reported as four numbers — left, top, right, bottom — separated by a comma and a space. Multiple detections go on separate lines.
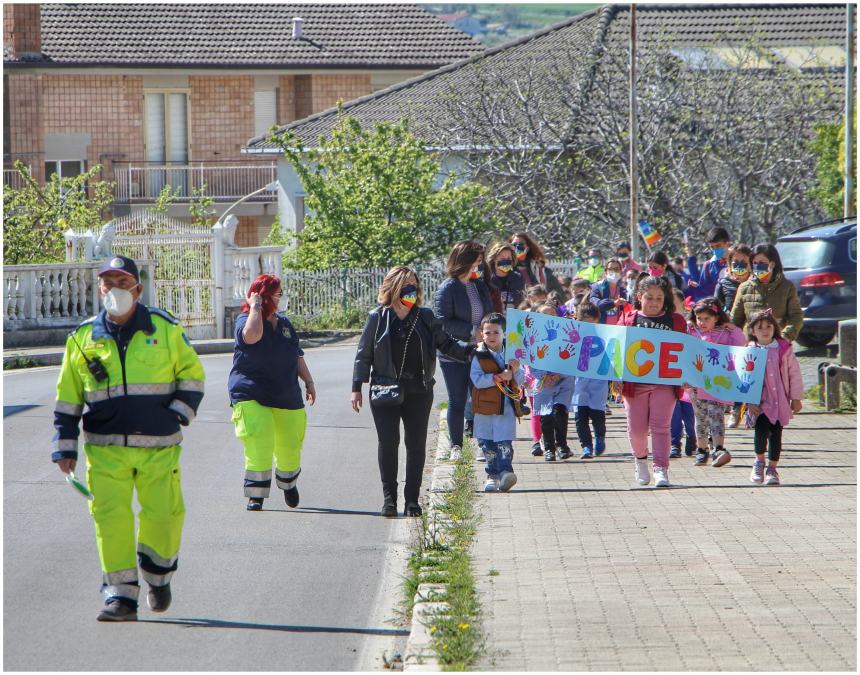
98, 255, 139, 282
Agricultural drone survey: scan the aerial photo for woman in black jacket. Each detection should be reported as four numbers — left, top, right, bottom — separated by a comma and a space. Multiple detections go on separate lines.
352, 266, 473, 518
433, 240, 494, 457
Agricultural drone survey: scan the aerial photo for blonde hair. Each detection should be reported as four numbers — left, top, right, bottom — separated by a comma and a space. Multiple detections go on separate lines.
378, 266, 422, 307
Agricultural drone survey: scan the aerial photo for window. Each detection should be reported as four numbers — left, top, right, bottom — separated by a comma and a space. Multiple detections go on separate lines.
45, 160, 86, 181
776, 239, 835, 270
254, 90, 277, 137
850, 238, 857, 263
144, 91, 189, 164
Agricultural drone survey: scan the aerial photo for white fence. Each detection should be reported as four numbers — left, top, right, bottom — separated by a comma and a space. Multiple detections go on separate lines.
114, 163, 278, 203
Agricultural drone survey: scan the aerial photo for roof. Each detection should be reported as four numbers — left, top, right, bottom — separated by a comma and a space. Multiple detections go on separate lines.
245, 3, 848, 151
5, 4, 485, 68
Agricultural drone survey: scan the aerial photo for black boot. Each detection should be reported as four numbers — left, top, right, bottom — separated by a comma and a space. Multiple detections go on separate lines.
381, 485, 397, 517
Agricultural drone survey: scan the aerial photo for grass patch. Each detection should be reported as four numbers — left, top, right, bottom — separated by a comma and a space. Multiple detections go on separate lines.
436, 400, 449, 410
3, 355, 38, 370
402, 439, 484, 670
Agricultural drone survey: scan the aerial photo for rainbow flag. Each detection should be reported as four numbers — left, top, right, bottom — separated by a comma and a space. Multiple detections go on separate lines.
638, 220, 662, 247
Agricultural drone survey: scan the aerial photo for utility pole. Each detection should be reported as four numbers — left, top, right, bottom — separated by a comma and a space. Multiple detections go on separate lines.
845, 2, 855, 218
629, 4, 640, 260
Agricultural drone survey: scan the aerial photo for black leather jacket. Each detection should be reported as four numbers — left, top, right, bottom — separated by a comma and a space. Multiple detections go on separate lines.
353, 306, 474, 391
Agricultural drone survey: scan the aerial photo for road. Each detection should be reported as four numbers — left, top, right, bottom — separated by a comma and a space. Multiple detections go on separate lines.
3, 344, 445, 670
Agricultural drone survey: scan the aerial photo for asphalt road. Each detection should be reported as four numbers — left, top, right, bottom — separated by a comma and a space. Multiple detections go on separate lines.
3, 343, 445, 671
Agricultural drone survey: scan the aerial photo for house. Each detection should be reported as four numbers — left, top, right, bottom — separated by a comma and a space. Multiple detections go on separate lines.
3, 3, 484, 246
243, 3, 849, 241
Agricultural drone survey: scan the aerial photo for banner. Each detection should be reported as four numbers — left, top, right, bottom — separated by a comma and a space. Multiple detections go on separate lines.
504, 309, 766, 403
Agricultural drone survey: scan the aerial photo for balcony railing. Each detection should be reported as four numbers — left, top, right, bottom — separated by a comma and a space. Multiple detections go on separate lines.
4, 166, 31, 190
113, 162, 278, 204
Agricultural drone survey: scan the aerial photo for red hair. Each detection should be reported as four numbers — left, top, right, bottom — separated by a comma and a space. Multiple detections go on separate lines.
241, 274, 282, 320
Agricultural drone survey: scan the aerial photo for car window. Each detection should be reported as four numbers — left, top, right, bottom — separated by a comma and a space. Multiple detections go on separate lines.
776, 239, 835, 270
850, 238, 857, 262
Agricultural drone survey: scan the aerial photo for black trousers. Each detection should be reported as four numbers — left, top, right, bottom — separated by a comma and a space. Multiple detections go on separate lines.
575, 406, 606, 448
754, 414, 783, 462
370, 388, 434, 505
540, 404, 569, 451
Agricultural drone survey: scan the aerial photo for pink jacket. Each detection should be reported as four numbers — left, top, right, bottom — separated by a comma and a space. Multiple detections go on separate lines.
690, 324, 747, 403
751, 338, 804, 420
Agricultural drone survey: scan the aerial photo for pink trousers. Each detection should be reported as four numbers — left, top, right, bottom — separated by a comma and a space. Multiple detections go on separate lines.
623, 384, 676, 468
528, 396, 542, 441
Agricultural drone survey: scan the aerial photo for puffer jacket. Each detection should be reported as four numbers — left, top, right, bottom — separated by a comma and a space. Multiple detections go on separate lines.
730, 273, 804, 341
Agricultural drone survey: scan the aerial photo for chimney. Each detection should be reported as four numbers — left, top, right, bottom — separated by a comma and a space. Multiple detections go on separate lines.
4, 4, 42, 60
292, 17, 303, 39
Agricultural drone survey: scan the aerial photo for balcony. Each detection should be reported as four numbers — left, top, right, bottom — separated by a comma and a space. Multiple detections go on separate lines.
4, 165, 32, 190
113, 162, 278, 205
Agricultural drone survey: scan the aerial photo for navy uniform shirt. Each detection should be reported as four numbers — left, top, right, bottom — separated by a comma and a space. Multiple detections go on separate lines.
228, 312, 305, 409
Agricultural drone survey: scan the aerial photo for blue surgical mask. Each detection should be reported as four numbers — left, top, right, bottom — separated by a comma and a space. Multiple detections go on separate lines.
712, 247, 726, 260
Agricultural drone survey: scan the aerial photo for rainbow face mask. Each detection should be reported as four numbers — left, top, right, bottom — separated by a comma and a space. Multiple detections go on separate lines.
752, 263, 771, 281
514, 245, 528, 261
399, 284, 418, 308
470, 267, 483, 280
496, 260, 513, 274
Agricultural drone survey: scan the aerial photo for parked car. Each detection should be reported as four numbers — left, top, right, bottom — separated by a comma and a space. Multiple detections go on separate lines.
776, 218, 857, 348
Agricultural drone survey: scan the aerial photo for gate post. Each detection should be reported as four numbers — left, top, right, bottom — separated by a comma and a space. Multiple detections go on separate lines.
212, 218, 228, 339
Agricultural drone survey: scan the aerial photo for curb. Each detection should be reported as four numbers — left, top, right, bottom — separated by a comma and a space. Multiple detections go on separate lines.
403, 410, 453, 671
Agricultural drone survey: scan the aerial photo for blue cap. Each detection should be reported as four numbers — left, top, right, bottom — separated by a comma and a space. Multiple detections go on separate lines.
98, 255, 139, 282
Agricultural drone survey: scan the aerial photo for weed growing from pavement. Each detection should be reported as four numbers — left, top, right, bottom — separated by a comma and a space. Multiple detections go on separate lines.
401, 439, 484, 670
436, 400, 449, 410
3, 356, 38, 370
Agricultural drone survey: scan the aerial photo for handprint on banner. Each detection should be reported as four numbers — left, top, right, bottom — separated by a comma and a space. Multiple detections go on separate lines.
737, 375, 754, 394
528, 332, 536, 346
525, 316, 534, 329
704, 375, 712, 390
514, 347, 526, 360
706, 348, 720, 365
543, 320, 559, 341
562, 323, 581, 344
723, 353, 736, 371
693, 354, 705, 372
713, 375, 731, 389
507, 330, 522, 347
536, 344, 549, 359
559, 345, 573, 360
743, 354, 757, 372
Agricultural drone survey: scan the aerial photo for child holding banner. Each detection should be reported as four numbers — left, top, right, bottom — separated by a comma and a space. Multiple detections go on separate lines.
687, 298, 747, 467
620, 276, 688, 487
571, 303, 609, 459
745, 309, 803, 486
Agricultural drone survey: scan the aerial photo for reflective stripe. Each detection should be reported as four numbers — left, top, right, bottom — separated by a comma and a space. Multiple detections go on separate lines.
140, 570, 173, 587
176, 379, 204, 393
102, 568, 140, 602
244, 485, 270, 498
54, 400, 83, 416
84, 382, 177, 404
138, 543, 177, 570
168, 399, 195, 423
105, 568, 138, 585
84, 385, 125, 404
244, 470, 271, 498
53, 438, 78, 452
245, 470, 271, 482
84, 431, 183, 448
275, 468, 301, 490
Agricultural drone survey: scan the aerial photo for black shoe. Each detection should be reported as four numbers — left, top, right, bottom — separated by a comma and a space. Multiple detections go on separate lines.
531, 442, 543, 457
380, 501, 398, 518
283, 486, 299, 508
694, 449, 709, 466
557, 446, 573, 460
97, 599, 138, 622
684, 439, 696, 457
670, 446, 681, 459
147, 583, 171, 613
246, 497, 264, 511
544, 449, 556, 462
404, 503, 422, 517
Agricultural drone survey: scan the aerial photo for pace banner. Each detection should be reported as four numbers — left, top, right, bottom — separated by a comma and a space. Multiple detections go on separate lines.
504, 309, 767, 404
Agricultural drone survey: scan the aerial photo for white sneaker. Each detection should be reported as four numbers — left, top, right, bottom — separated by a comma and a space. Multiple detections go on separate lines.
483, 477, 498, 492
498, 471, 518, 492
634, 458, 651, 486
449, 445, 462, 462
653, 465, 670, 488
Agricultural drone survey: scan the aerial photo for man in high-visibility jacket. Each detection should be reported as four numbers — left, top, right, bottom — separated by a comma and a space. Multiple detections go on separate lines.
52, 255, 205, 622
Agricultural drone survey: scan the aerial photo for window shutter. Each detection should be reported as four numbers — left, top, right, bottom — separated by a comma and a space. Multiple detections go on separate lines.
168, 93, 188, 163
255, 90, 277, 137
145, 93, 165, 163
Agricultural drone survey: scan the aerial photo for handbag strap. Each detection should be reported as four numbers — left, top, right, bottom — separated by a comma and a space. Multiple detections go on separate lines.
396, 313, 418, 381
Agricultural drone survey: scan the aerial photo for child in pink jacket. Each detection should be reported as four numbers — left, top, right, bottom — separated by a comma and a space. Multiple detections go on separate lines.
688, 297, 747, 468
745, 309, 803, 486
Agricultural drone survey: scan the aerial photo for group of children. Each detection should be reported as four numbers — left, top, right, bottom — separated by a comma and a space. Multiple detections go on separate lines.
468, 229, 804, 491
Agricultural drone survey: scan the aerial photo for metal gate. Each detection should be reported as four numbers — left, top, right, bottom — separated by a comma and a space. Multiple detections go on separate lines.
109, 212, 216, 339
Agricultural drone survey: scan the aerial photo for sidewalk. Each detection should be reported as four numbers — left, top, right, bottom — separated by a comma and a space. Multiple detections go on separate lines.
471, 406, 856, 671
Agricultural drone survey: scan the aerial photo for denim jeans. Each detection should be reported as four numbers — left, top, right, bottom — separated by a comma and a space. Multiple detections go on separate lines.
439, 360, 471, 447
478, 439, 514, 478
671, 400, 696, 448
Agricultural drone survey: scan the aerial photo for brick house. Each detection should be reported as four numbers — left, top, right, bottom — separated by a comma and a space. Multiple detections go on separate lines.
3, 3, 483, 245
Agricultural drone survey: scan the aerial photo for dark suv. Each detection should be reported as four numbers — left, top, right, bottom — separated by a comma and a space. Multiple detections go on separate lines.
776, 218, 857, 348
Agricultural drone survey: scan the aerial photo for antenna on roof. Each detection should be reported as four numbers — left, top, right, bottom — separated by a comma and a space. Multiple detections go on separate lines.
292, 17, 303, 39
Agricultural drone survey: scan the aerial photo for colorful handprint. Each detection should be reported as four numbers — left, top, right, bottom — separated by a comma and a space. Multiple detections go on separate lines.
693, 354, 704, 372
516, 320, 525, 335
543, 320, 559, 341
723, 353, 736, 371
507, 331, 522, 347
514, 347, 526, 360
703, 375, 712, 390
562, 323, 581, 344
706, 348, 720, 365
525, 315, 534, 329
559, 345, 573, 360
528, 333, 536, 346
536, 344, 549, 359
737, 375, 753, 394
744, 354, 757, 372
713, 374, 731, 389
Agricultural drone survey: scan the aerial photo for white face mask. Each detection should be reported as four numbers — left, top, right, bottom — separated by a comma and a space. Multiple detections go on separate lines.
605, 272, 620, 283
103, 287, 136, 317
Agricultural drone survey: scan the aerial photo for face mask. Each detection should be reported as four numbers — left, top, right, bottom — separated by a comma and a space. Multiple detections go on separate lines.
712, 247, 726, 260
103, 287, 135, 317
496, 260, 513, 273
588, 257, 600, 266
514, 245, 528, 261
648, 266, 663, 277
605, 272, 620, 283
617, 251, 629, 260
399, 284, 418, 308
753, 263, 771, 281
731, 263, 749, 277
470, 267, 483, 280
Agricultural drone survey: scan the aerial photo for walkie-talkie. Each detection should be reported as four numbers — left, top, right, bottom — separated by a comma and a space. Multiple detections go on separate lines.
68, 332, 109, 383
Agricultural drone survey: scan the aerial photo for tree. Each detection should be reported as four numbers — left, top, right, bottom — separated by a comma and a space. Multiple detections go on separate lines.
810, 109, 857, 218
270, 115, 504, 270
188, 183, 217, 227
3, 161, 115, 265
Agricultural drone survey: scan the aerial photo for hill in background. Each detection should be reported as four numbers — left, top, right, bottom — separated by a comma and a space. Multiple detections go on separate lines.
423, 3, 602, 47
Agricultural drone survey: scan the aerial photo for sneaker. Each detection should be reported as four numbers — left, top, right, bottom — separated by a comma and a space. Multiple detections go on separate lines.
97, 599, 138, 622
634, 458, 650, 485
283, 486, 299, 508
653, 465, 670, 488
580, 447, 593, 459
764, 467, 781, 486
557, 446, 573, 460
594, 437, 606, 456
246, 497, 264, 511
531, 442, 543, 457
484, 477, 499, 492
404, 503, 422, 517
694, 449, 709, 466
449, 445, 462, 462
498, 471, 518, 492
147, 583, 171, 613
380, 500, 398, 517
711, 447, 732, 467
543, 449, 556, 462
476, 447, 486, 462
750, 460, 766, 483
669, 446, 682, 459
